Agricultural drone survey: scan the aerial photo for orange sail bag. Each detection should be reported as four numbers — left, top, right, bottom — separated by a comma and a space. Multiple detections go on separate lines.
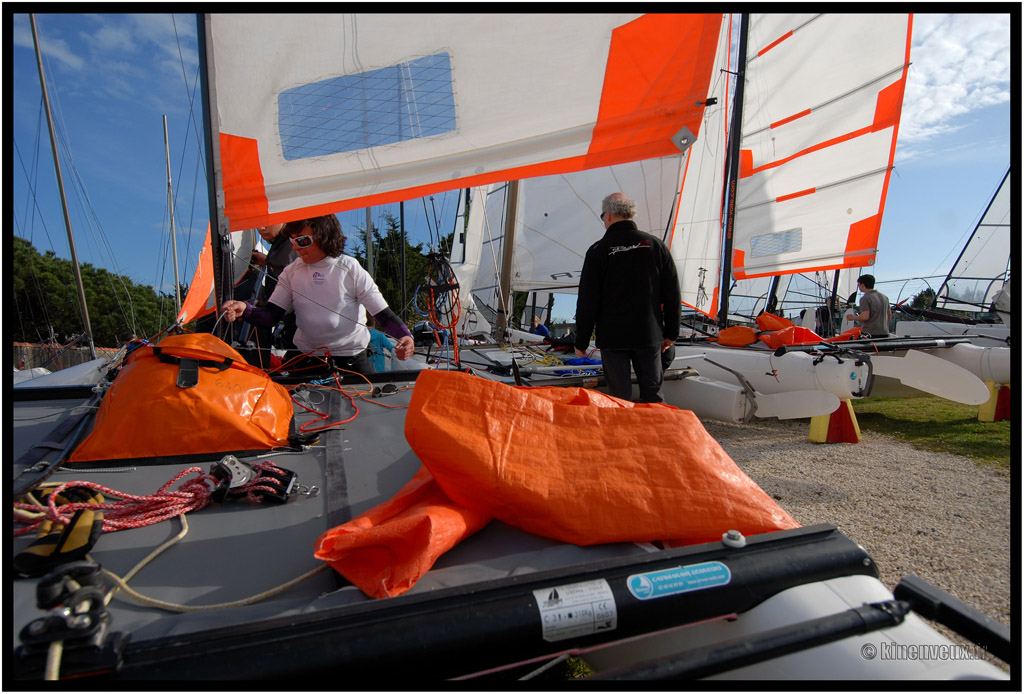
317, 371, 798, 598
68, 333, 294, 465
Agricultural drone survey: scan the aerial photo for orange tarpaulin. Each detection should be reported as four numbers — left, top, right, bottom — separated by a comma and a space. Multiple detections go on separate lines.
826, 326, 863, 342
68, 333, 294, 464
757, 325, 824, 349
316, 371, 799, 598
315, 467, 491, 599
717, 325, 759, 346
756, 312, 795, 332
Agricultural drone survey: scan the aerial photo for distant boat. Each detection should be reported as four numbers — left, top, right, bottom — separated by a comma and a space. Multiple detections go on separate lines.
894, 167, 1011, 342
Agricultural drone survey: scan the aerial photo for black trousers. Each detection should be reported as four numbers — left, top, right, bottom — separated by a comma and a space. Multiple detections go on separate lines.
600, 345, 664, 403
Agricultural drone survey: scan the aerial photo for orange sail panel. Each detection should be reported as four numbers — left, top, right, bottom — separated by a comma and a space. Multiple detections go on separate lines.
176, 226, 256, 325
177, 225, 215, 324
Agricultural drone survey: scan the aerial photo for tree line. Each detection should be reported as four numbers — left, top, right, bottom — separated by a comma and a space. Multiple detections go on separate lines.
13, 236, 181, 348
13, 224, 462, 349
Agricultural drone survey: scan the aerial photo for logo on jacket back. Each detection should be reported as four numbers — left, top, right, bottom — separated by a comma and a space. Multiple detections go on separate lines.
608, 240, 650, 256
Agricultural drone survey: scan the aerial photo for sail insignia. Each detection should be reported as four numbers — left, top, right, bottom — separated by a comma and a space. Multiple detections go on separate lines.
279, 53, 457, 159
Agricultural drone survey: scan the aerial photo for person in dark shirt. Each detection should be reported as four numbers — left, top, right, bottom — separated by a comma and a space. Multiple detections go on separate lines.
248, 223, 298, 368
845, 274, 891, 337
573, 193, 680, 403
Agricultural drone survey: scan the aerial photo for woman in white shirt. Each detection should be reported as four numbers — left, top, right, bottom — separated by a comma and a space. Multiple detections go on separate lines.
222, 215, 415, 374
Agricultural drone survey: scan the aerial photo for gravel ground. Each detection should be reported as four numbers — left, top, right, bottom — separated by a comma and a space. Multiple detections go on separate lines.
699, 416, 1012, 672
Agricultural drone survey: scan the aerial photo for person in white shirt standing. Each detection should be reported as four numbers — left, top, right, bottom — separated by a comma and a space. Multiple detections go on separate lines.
221, 215, 415, 375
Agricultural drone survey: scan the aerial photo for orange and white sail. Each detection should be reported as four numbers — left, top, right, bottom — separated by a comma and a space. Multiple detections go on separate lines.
729, 14, 913, 281
201, 13, 722, 231
176, 226, 257, 324
669, 14, 733, 318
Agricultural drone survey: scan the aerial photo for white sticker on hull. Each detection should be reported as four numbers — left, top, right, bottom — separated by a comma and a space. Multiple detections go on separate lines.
533, 579, 617, 642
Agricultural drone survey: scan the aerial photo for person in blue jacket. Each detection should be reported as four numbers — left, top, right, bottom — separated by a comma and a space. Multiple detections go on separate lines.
532, 315, 550, 338
366, 314, 396, 372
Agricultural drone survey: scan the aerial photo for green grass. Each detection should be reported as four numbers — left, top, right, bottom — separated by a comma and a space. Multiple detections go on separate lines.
851, 395, 1012, 471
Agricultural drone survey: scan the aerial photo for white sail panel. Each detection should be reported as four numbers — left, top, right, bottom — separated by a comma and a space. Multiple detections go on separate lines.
203, 13, 723, 231
509, 157, 684, 295
936, 169, 1011, 311
447, 187, 494, 337
729, 14, 912, 279
463, 156, 684, 328
672, 15, 732, 317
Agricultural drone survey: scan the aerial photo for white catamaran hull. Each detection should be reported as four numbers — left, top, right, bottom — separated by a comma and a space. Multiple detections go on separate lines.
585, 574, 1007, 680
670, 346, 870, 401
895, 320, 1010, 346
12, 357, 109, 389
864, 344, 1009, 401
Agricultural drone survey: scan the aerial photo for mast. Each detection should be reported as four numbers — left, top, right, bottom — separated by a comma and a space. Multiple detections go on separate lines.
197, 14, 234, 340
400, 201, 407, 320
764, 276, 781, 316
164, 115, 182, 315
30, 14, 97, 360
716, 13, 749, 328
365, 208, 375, 278
495, 180, 521, 342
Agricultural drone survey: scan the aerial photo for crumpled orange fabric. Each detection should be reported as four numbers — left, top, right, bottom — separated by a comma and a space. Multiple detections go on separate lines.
717, 325, 759, 346
314, 466, 492, 599
756, 312, 795, 331
826, 326, 862, 342
757, 325, 824, 349
316, 371, 799, 598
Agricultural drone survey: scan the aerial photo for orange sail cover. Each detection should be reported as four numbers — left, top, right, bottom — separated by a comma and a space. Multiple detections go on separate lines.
68, 333, 293, 464
317, 370, 798, 598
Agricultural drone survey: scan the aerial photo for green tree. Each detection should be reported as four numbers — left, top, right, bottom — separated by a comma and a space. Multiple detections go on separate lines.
911, 287, 936, 309
13, 236, 177, 347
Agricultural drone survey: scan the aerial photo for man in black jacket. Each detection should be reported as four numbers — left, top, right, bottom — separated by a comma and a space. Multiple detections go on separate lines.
574, 193, 681, 403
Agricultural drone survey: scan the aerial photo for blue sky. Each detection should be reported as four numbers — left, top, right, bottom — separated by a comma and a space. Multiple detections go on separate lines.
11, 12, 1013, 318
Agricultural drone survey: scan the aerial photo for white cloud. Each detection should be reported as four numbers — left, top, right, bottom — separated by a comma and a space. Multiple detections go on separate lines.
13, 14, 85, 71
897, 14, 1011, 159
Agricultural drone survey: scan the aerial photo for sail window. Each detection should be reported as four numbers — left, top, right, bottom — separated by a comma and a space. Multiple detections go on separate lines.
750, 228, 803, 257
278, 53, 456, 160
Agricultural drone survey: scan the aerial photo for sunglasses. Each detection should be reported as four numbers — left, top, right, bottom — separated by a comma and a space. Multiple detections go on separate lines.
371, 383, 398, 398
290, 234, 315, 248
600, 212, 606, 220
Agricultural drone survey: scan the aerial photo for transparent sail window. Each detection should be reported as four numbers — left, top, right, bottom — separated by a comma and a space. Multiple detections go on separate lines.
750, 228, 803, 258
279, 53, 456, 160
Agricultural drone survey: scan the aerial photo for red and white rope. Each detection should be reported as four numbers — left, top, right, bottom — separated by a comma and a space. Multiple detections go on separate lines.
13, 462, 289, 536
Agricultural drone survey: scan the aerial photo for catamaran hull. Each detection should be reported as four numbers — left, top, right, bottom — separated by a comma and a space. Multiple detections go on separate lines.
12, 357, 108, 388
584, 574, 1007, 680
865, 344, 1010, 400
669, 346, 870, 401
926, 343, 1011, 385
895, 321, 1009, 345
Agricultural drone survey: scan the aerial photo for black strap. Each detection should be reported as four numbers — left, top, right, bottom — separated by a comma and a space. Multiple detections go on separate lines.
152, 348, 232, 389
